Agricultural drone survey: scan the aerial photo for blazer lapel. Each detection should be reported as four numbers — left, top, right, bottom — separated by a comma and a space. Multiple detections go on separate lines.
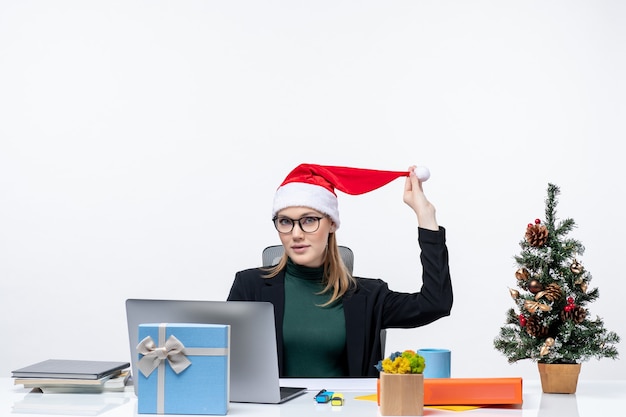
260, 271, 286, 374
343, 290, 367, 376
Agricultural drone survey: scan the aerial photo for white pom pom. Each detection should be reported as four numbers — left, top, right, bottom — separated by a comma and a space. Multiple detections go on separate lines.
414, 166, 430, 182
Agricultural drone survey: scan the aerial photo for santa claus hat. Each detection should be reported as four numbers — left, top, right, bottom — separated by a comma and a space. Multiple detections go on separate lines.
272, 164, 416, 229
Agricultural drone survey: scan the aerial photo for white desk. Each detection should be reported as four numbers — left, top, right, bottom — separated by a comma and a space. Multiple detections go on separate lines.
2, 377, 625, 416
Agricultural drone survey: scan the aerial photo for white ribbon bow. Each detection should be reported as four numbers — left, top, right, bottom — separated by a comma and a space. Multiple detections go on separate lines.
137, 334, 192, 377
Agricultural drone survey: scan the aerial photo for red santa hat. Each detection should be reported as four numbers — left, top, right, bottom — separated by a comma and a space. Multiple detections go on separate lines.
272, 163, 424, 229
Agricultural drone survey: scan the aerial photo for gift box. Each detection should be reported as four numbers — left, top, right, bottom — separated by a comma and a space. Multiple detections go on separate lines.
137, 323, 230, 415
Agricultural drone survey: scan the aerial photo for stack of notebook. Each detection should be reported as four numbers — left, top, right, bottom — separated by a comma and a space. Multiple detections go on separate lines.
12, 359, 130, 393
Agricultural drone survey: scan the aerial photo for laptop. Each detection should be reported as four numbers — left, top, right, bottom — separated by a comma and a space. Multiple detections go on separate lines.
125, 299, 307, 404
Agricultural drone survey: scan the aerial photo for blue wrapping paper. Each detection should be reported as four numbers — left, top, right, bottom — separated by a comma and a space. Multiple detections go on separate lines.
137, 323, 230, 415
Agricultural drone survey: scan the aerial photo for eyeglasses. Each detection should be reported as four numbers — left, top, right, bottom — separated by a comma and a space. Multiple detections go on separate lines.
272, 216, 324, 234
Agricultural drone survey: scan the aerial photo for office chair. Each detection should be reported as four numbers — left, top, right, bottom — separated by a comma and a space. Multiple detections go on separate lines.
261, 244, 355, 275
260, 244, 386, 356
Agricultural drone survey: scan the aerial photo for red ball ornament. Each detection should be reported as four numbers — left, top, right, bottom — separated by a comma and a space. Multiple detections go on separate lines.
519, 314, 527, 326
535, 218, 541, 224
527, 223, 533, 228
567, 296, 574, 305
564, 305, 573, 312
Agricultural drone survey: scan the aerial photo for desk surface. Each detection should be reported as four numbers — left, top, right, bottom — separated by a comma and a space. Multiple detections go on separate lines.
2, 377, 625, 416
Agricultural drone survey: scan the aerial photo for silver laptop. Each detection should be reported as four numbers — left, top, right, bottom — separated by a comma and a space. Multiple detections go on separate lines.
125, 299, 307, 404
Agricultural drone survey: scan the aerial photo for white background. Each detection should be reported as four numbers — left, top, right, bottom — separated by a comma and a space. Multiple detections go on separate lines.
1, 0, 624, 381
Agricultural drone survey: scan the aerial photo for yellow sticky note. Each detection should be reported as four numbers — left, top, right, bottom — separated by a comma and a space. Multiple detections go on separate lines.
354, 394, 481, 412
354, 394, 377, 402
427, 405, 482, 411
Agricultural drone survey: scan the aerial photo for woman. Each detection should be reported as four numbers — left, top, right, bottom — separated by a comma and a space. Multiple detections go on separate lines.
227, 163, 452, 377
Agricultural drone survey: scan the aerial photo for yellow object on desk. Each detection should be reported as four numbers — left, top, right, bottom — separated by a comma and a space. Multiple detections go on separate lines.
330, 393, 344, 406
354, 394, 480, 412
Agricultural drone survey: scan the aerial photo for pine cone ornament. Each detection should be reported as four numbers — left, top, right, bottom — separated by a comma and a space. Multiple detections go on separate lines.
561, 305, 587, 323
541, 283, 563, 302
525, 315, 549, 337
525, 224, 549, 247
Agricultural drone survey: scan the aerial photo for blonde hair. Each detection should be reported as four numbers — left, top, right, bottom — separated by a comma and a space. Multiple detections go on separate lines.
263, 233, 356, 306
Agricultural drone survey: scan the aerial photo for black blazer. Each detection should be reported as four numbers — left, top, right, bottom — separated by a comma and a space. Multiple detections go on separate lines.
227, 227, 453, 377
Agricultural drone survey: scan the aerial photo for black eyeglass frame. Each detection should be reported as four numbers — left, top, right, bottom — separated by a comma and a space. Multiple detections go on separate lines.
272, 216, 325, 234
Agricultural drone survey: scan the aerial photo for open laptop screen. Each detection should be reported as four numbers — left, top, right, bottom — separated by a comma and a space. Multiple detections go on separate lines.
125, 299, 306, 403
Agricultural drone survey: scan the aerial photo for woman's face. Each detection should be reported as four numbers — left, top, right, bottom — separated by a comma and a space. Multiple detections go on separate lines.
274, 207, 336, 268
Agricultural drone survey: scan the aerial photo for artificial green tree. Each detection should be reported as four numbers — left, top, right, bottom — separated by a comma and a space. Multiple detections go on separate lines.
494, 184, 619, 364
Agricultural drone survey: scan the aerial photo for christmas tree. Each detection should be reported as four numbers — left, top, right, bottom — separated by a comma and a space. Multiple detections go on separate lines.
494, 183, 619, 364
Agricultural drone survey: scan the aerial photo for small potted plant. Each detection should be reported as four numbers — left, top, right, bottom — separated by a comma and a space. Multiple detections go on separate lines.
376, 350, 426, 416
494, 184, 620, 393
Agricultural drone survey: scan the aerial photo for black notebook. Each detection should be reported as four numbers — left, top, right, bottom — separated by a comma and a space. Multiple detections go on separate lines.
12, 359, 130, 380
